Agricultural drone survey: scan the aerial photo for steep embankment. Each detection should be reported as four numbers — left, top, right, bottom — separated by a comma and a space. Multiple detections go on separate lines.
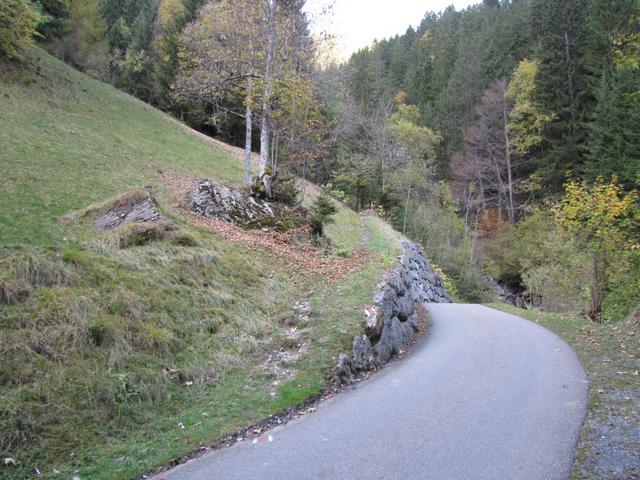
0, 50, 406, 479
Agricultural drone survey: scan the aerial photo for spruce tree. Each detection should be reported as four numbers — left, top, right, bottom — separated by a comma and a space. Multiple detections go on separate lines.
585, 66, 640, 188
532, 0, 591, 190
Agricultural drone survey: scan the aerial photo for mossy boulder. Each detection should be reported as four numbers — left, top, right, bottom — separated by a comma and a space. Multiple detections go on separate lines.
190, 179, 276, 226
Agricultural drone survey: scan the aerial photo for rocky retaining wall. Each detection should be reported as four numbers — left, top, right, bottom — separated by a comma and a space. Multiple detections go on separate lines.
334, 241, 450, 383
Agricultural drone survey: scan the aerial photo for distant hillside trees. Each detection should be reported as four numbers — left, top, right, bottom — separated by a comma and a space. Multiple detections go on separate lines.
0, 0, 40, 60
338, 0, 639, 194
326, 0, 639, 312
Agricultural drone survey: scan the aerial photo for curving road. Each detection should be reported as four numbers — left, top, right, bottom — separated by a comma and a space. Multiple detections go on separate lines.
156, 304, 589, 480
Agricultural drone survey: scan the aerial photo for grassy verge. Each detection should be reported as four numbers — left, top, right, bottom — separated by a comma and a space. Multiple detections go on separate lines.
487, 304, 639, 479
0, 49, 406, 479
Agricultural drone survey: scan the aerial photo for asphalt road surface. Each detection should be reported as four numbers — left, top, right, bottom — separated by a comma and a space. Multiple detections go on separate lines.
156, 304, 589, 480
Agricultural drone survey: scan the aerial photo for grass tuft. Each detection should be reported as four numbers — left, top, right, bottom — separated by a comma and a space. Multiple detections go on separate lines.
111, 221, 177, 249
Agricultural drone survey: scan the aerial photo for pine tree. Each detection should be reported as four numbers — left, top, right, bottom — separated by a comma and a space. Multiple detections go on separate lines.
35, 0, 71, 41
532, 0, 591, 190
585, 66, 640, 188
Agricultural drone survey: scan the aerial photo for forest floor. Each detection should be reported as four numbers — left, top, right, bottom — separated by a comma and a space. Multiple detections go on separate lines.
0, 49, 404, 479
489, 304, 640, 480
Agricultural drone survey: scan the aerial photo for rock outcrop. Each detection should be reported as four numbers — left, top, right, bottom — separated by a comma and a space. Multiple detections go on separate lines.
189, 179, 276, 226
334, 241, 450, 382
94, 189, 170, 230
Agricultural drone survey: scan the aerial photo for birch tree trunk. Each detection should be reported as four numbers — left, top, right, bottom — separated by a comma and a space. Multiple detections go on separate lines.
503, 101, 516, 223
259, 0, 276, 175
244, 77, 253, 185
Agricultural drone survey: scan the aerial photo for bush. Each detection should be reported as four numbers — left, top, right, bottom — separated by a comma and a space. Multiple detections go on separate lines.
489, 208, 596, 315
111, 221, 177, 249
310, 196, 338, 238
271, 172, 299, 205
0, 0, 40, 60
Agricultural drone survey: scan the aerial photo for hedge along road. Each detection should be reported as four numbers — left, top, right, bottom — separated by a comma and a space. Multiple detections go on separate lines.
154, 304, 589, 480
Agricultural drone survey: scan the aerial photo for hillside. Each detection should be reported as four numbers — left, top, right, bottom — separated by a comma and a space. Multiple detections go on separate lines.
0, 50, 404, 479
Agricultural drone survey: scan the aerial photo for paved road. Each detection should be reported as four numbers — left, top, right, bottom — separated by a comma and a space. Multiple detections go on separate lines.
157, 304, 589, 480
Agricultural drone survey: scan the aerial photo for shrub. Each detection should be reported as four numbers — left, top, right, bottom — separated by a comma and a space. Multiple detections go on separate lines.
310, 196, 338, 239
170, 231, 199, 247
553, 179, 639, 322
433, 265, 458, 300
111, 221, 176, 249
271, 172, 299, 205
0, 0, 40, 60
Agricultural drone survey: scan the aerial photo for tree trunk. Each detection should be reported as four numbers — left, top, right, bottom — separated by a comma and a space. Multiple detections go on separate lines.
564, 32, 574, 115
470, 212, 480, 262
273, 136, 279, 175
244, 79, 253, 185
259, 0, 276, 175
402, 188, 411, 236
503, 102, 516, 224
588, 253, 605, 323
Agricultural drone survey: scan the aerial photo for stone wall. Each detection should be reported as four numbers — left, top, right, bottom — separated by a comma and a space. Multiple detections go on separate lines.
334, 241, 450, 383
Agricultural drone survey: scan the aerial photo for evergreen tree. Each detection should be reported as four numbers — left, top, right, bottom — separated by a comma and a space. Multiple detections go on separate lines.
585, 65, 640, 188
34, 0, 71, 42
0, 0, 40, 60
584, 0, 637, 81
532, 0, 591, 190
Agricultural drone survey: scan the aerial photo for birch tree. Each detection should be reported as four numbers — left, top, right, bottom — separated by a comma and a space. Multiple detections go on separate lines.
175, 0, 263, 184
176, 0, 315, 186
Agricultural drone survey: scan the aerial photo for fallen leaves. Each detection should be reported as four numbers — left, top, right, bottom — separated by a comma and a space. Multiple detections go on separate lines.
157, 170, 370, 285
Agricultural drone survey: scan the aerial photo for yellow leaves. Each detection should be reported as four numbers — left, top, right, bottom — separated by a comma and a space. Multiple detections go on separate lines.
613, 15, 640, 71
507, 59, 554, 155
157, 0, 185, 29
394, 90, 408, 105
554, 178, 639, 253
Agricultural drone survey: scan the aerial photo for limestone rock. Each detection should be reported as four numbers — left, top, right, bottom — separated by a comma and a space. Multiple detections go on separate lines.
362, 306, 383, 342
352, 335, 375, 370
95, 190, 168, 230
190, 179, 275, 226
333, 353, 355, 384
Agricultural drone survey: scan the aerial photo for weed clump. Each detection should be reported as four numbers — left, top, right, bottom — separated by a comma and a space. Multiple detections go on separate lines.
0, 251, 74, 305
0, 280, 30, 305
112, 221, 177, 249
171, 231, 199, 247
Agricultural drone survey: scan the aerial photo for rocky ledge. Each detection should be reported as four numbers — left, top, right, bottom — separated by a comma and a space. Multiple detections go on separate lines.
189, 179, 275, 226
94, 189, 172, 230
334, 241, 450, 383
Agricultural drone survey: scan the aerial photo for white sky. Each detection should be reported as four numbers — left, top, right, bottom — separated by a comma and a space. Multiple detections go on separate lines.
305, 0, 479, 60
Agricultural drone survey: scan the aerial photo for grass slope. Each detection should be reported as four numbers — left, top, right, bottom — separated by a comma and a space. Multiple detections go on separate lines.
0, 50, 242, 247
0, 50, 403, 479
